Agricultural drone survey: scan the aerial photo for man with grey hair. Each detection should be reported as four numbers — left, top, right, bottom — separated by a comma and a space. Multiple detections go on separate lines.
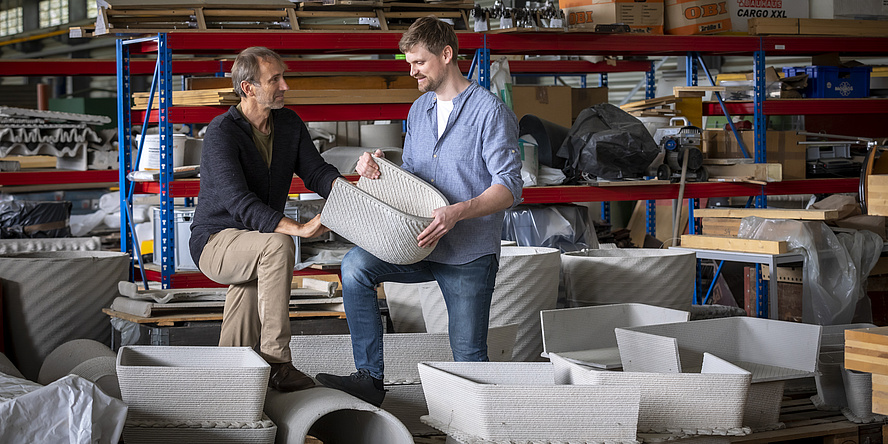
190, 46, 341, 392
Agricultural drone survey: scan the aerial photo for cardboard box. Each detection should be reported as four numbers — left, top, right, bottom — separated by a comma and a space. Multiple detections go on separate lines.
727, 0, 808, 33
562, 0, 664, 34
665, 0, 732, 35
702, 129, 806, 179
511, 86, 608, 129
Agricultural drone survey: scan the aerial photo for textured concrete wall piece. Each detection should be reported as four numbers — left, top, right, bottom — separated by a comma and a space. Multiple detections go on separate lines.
0, 251, 129, 381
117, 346, 269, 422
289, 325, 518, 384
321, 156, 448, 265
265, 387, 413, 444
0, 236, 101, 254
615, 317, 822, 431
541, 303, 689, 369
123, 416, 277, 444
552, 352, 751, 435
386, 246, 561, 362
419, 361, 640, 443
561, 249, 695, 310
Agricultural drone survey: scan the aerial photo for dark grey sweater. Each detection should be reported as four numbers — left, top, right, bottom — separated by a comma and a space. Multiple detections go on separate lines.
189, 106, 341, 265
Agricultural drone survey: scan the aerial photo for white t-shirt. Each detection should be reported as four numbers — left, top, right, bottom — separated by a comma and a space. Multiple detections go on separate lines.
436, 99, 454, 140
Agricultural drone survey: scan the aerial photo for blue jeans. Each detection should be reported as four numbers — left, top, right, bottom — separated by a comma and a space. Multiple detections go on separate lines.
340, 247, 498, 380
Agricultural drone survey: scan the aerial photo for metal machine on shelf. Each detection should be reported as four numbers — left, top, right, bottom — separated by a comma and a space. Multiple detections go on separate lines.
656, 125, 709, 183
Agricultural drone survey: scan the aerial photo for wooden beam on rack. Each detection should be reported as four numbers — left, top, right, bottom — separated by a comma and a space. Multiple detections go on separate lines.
694, 208, 839, 220
680, 234, 788, 254
707, 163, 782, 182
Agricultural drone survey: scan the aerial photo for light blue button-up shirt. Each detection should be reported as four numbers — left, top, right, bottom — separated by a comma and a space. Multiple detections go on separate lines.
402, 81, 523, 265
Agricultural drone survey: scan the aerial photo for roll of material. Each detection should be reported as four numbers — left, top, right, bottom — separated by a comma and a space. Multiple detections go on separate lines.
39, 339, 120, 399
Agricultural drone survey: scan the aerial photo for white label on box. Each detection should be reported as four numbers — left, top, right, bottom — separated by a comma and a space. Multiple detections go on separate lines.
550, 18, 563, 28
474, 19, 488, 32
727, 0, 809, 32
500, 17, 513, 29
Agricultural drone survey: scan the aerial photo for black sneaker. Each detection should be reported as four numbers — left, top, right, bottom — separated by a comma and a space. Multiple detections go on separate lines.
316, 369, 386, 407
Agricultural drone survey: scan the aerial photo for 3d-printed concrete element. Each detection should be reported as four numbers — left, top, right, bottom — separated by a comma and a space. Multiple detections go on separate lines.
265, 387, 413, 444
418, 361, 641, 443
290, 326, 518, 384
385, 246, 561, 362
0, 251, 129, 381
289, 326, 517, 435
123, 415, 277, 444
616, 317, 821, 431
551, 352, 752, 435
813, 323, 876, 410
117, 346, 270, 422
39, 339, 120, 399
561, 249, 696, 310
321, 156, 448, 265
541, 303, 690, 369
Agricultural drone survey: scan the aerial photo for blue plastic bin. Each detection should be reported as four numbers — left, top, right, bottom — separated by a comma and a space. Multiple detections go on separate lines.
782, 66, 872, 99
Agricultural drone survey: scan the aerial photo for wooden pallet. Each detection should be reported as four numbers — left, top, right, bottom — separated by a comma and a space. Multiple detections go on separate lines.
95, 0, 472, 34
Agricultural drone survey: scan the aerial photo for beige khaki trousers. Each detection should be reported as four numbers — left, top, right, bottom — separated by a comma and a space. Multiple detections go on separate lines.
198, 228, 295, 363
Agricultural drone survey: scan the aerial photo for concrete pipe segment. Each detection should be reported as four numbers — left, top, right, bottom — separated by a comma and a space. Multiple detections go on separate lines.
265, 386, 413, 444
38, 338, 120, 399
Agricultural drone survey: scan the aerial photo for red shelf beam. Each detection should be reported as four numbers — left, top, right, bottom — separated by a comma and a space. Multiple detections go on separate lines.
761, 36, 888, 56
133, 31, 485, 55
486, 34, 762, 56
0, 170, 119, 186
131, 103, 412, 124
137, 177, 857, 201
703, 99, 888, 116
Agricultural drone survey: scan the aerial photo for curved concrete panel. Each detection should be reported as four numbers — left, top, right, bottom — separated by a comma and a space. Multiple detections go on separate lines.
265, 387, 413, 444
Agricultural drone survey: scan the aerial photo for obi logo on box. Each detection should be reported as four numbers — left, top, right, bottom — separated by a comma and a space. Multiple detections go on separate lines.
567, 10, 595, 25
684, 1, 727, 18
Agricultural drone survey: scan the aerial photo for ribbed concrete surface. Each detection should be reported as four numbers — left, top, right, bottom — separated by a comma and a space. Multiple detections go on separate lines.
117, 346, 269, 422
419, 362, 640, 443
0, 251, 128, 381
265, 387, 413, 444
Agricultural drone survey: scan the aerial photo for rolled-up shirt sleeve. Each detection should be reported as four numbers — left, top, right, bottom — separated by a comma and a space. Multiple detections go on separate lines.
482, 104, 523, 208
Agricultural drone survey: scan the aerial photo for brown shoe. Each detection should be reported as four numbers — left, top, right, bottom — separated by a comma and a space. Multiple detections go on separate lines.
268, 362, 316, 392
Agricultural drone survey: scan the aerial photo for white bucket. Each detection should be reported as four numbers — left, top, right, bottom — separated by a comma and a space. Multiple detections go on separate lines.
136, 133, 186, 170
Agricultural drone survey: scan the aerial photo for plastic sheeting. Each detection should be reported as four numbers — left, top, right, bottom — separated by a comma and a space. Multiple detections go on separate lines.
556, 103, 660, 182
0, 200, 71, 238
502, 204, 598, 252
737, 217, 883, 325
0, 374, 127, 443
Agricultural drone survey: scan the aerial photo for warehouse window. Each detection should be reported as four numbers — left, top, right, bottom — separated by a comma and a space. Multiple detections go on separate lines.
0, 6, 23, 37
39, 0, 68, 28
87, 0, 97, 18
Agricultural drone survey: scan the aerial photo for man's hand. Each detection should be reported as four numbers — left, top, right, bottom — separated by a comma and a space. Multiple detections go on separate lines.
417, 204, 462, 248
275, 214, 330, 238
356, 149, 384, 179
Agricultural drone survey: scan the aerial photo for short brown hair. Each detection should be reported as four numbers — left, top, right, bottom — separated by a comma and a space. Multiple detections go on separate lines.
231, 47, 285, 98
399, 16, 458, 57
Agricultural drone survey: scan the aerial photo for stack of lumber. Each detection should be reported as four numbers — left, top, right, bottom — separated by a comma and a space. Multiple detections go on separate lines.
845, 326, 888, 415
94, 0, 472, 34
619, 95, 679, 118
681, 207, 839, 253
131, 87, 421, 109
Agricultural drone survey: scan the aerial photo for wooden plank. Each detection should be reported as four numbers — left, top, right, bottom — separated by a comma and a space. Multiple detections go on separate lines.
620, 95, 675, 111
132, 87, 422, 109
680, 234, 788, 254
102, 0, 296, 7
693, 208, 839, 221
673, 86, 725, 98
0, 156, 58, 169
748, 18, 799, 36
706, 163, 782, 182
103, 308, 345, 327
846, 327, 888, 347
727, 421, 859, 443
700, 217, 740, 237
799, 18, 888, 38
